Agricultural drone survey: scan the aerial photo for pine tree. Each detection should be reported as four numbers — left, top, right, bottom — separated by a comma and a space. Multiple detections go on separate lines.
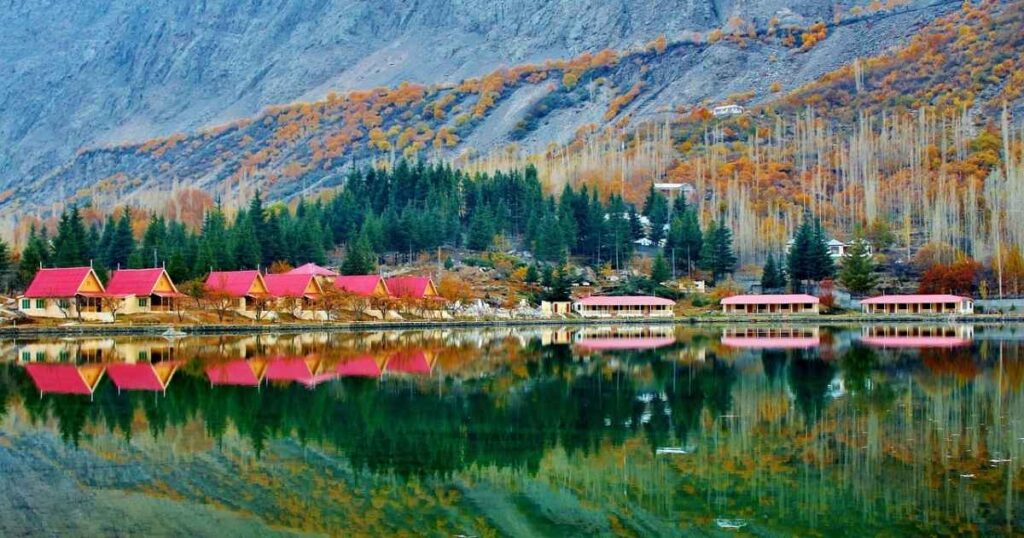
699, 218, 736, 283
524, 264, 539, 284
0, 238, 10, 292
467, 205, 495, 251
53, 206, 89, 267
106, 211, 136, 269
643, 186, 670, 245
787, 212, 834, 292
341, 232, 377, 275
651, 251, 671, 284
545, 265, 572, 301
761, 253, 786, 290
839, 239, 878, 295
19, 226, 49, 286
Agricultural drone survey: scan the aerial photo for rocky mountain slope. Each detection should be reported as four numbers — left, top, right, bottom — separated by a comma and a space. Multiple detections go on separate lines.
2, 0, 970, 223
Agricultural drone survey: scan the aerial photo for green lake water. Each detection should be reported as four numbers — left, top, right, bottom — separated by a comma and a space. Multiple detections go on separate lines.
1, 324, 1022, 536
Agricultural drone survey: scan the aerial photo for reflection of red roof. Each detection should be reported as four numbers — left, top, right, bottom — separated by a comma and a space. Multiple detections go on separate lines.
204, 271, 264, 297
334, 275, 387, 297
334, 355, 382, 377
106, 268, 179, 296
721, 336, 820, 349
265, 356, 317, 383
861, 294, 971, 305
576, 337, 676, 351
721, 294, 819, 305
106, 362, 178, 391
287, 263, 339, 277
385, 276, 434, 299
860, 336, 971, 348
386, 350, 432, 374
206, 360, 263, 386
264, 274, 320, 298
24, 267, 99, 298
575, 295, 675, 307
24, 363, 102, 395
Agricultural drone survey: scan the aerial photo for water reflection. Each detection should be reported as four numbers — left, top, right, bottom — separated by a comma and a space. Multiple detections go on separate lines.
1, 325, 1023, 535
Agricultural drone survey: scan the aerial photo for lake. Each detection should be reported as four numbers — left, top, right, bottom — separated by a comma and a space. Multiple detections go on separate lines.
0, 324, 1022, 536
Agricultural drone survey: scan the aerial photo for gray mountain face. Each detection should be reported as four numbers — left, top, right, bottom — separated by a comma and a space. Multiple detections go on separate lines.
1, 0, 849, 190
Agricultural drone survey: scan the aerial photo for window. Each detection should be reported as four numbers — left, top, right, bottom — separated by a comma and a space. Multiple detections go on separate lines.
58, 350, 70, 361
138, 351, 148, 361
35, 351, 45, 361
137, 297, 149, 308
57, 299, 70, 309
21, 351, 30, 361
21, 299, 30, 309
36, 299, 45, 309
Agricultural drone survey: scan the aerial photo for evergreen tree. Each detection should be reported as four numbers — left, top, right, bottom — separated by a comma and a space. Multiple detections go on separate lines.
19, 226, 49, 285
761, 253, 786, 290
467, 205, 495, 251
699, 218, 737, 283
787, 212, 835, 292
524, 264, 539, 284
341, 232, 377, 275
651, 251, 671, 284
545, 265, 572, 301
52, 206, 90, 267
643, 186, 670, 245
230, 211, 261, 270
106, 211, 136, 269
839, 239, 878, 294
0, 238, 11, 292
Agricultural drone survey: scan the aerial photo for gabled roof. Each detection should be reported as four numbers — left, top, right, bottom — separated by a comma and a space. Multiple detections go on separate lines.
385, 350, 432, 375
334, 354, 384, 377
204, 270, 267, 297
721, 294, 820, 305
106, 362, 179, 391
860, 294, 971, 305
287, 263, 340, 277
24, 267, 102, 298
24, 363, 105, 395
265, 356, 321, 383
106, 268, 181, 296
334, 275, 388, 297
575, 295, 675, 307
385, 276, 437, 299
264, 273, 322, 298
205, 359, 267, 386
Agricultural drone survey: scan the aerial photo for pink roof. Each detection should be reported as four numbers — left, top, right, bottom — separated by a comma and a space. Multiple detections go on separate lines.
861, 294, 971, 305
204, 271, 264, 297
576, 337, 676, 351
860, 336, 972, 348
264, 274, 319, 298
385, 276, 434, 299
265, 356, 316, 383
206, 360, 262, 386
24, 363, 99, 395
721, 294, 819, 305
24, 267, 99, 298
334, 275, 387, 297
105, 268, 177, 296
386, 350, 432, 375
721, 336, 821, 349
575, 295, 675, 307
287, 263, 340, 277
334, 355, 382, 377
106, 363, 176, 391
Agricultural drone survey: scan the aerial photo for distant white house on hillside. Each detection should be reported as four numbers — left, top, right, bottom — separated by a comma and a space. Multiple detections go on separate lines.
712, 104, 745, 117
785, 238, 873, 260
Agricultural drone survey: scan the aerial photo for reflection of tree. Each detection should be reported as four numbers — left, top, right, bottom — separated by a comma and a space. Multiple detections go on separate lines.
787, 349, 834, 425
761, 349, 788, 383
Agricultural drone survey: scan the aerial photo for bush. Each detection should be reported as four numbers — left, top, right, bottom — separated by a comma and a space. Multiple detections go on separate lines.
691, 293, 712, 308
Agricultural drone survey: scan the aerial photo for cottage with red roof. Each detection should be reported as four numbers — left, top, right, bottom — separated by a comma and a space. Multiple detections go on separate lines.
107, 361, 180, 392
573, 295, 675, 318
860, 294, 973, 315
721, 294, 820, 315
287, 263, 340, 284
204, 270, 271, 318
24, 363, 106, 397
106, 268, 184, 314
385, 276, 440, 300
19, 266, 111, 321
264, 273, 325, 320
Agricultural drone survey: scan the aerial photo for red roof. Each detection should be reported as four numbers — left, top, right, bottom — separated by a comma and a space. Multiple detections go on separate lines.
334, 275, 387, 297
721, 294, 819, 305
106, 362, 177, 391
334, 355, 382, 377
861, 294, 971, 305
106, 268, 178, 296
265, 356, 317, 383
575, 295, 675, 307
206, 360, 263, 386
386, 350, 432, 375
24, 267, 99, 298
24, 363, 101, 395
287, 263, 339, 277
385, 276, 434, 299
860, 336, 972, 348
575, 337, 676, 351
721, 336, 821, 349
264, 274, 320, 298
204, 271, 264, 297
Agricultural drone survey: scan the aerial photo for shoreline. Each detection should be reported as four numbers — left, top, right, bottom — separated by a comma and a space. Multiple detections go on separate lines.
2, 314, 1023, 337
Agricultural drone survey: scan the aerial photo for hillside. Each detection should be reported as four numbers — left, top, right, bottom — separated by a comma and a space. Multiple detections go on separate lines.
1, 0, 961, 223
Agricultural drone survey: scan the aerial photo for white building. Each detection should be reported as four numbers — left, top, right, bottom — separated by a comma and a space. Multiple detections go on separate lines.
712, 104, 745, 117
